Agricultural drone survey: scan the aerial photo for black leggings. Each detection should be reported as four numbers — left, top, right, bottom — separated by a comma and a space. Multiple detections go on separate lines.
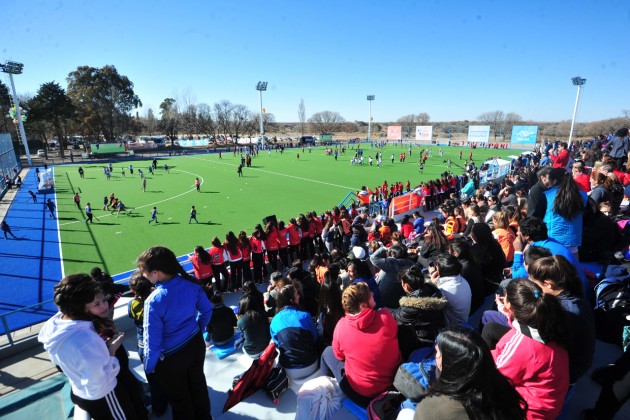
155, 333, 211, 419
278, 247, 289, 268
229, 260, 243, 290
211, 264, 230, 292
288, 244, 300, 263
252, 252, 265, 283
267, 249, 279, 272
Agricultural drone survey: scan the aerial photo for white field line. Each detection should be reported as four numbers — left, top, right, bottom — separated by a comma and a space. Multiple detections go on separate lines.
186, 155, 358, 190
59, 169, 205, 226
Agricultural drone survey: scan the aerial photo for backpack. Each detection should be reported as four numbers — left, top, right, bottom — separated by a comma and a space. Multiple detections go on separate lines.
593, 274, 630, 345
393, 347, 436, 402
367, 390, 405, 420
264, 366, 289, 404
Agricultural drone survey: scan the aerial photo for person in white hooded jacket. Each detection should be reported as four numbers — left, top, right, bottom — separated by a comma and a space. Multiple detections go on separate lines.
38, 274, 138, 419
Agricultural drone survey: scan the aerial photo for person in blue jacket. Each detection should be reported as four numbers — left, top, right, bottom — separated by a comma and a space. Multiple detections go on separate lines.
512, 217, 591, 301
542, 168, 588, 255
270, 283, 319, 379
137, 246, 213, 420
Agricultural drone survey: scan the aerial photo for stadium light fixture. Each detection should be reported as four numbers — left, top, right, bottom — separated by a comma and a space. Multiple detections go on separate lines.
256, 82, 268, 140
568, 76, 586, 148
1, 60, 31, 166
367, 95, 375, 142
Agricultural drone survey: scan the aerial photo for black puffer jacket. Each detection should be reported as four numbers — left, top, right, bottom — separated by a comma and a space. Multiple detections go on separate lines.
391, 284, 447, 347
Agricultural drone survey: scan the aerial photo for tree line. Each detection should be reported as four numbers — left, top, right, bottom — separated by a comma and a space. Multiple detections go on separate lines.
1, 64, 628, 153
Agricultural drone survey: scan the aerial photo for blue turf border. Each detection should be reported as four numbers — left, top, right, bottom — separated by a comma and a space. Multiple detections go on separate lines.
0, 169, 63, 335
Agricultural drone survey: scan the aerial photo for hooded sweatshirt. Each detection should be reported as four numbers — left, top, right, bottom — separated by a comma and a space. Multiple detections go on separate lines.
333, 307, 402, 398
38, 313, 119, 400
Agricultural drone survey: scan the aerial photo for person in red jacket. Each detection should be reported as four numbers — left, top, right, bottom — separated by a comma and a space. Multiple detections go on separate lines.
208, 237, 230, 293
224, 232, 243, 291
188, 246, 213, 286
287, 218, 301, 263
320, 282, 402, 406
276, 221, 289, 269
238, 231, 253, 283
264, 222, 280, 272
249, 226, 266, 284
489, 279, 570, 420
550, 142, 570, 169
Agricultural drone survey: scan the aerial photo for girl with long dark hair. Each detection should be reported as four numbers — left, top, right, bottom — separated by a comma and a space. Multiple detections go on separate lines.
277, 220, 290, 268
470, 222, 507, 286
287, 218, 302, 263
528, 255, 595, 383
417, 221, 449, 267
188, 245, 213, 287
317, 268, 344, 346
238, 231, 253, 283
237, 292, 271, 360
265, 221, 280, 272
136, 246, 213, 419
224, 231, 243, 291
543, 169, 587, 257
249, 226, 266, 284
298, 214, 311, 260
209, 237, 230, 293
414, 326, 526, 420
492, 278, 570, 420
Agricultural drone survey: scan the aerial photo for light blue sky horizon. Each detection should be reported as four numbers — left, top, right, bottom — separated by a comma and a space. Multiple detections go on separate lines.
3, 1, 629, 124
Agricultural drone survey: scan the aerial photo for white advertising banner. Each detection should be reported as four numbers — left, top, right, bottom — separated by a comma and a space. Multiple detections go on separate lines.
387, 126, 402, 141
467, 125, 491, 143
415, 126, 433, 141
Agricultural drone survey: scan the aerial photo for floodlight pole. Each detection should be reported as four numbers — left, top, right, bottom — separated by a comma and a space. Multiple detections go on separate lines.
256, 81, 267, 142
367, 95, 375, 143
568, 76, 586, 149
1, 61, 31, 166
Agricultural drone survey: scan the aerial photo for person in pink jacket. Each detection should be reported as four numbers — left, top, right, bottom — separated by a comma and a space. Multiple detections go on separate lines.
491, 278, 570, 420
320, 282, 402, 406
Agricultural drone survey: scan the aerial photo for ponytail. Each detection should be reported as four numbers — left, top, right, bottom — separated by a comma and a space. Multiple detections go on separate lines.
506, 278, 570, 348
553, 173, 584, 219
137, 246, 198, 284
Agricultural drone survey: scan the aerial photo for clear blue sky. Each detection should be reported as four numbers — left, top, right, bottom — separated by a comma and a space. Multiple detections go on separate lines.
3, 0, 629, 123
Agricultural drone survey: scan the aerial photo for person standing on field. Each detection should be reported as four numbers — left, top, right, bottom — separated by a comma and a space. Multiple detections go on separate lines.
189, 206, 199, 224
149, 207, 159, 224
85, 203, 94, 224
47, 199, 57, 219
195, 177, 201, 192
74, 193, 81, 210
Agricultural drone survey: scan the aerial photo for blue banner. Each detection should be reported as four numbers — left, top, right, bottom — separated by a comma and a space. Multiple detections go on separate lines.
510, 126, 538, 145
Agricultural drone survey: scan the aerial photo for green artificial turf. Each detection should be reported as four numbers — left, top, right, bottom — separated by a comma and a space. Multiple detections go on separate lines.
52, 145, 518, 276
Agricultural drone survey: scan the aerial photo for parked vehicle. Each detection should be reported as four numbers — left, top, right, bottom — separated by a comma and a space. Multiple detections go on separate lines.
37, 149, 46, 157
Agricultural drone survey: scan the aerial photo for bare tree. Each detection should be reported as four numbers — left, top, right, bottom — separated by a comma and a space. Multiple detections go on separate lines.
477, 111, 505, 140
396, 113, 431, 137
298, 98, 306, 137
504, 112, 523, 140
396, 113, 430, 125
195, 103, 216, 138
308, 111, 345, 135
214, 100, 233, 138
230, 104, 251, 140
623, 109, 630, 120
